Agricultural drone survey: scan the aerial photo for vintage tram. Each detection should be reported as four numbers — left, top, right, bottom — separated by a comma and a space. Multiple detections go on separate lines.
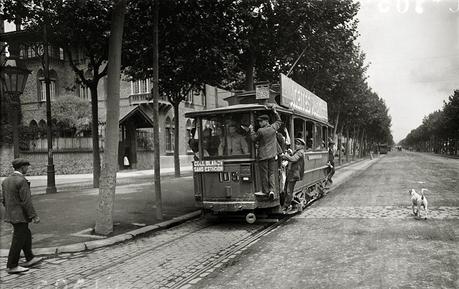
185, 74, 333, 223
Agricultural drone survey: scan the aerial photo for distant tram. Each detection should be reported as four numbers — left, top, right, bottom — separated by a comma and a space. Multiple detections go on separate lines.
185, 74, 333, 223
378, 143, 389, 154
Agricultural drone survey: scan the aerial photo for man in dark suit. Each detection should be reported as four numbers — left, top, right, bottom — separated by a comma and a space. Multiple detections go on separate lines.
246, 106, 282, 199
1, 158, 42, 274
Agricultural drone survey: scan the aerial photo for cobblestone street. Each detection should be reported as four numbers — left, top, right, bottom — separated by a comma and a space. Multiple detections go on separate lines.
296, 205, 459, 219
0, 151, 457, 289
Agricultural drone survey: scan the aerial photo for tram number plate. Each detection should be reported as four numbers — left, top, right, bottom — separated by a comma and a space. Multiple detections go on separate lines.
193, 161, 224, 172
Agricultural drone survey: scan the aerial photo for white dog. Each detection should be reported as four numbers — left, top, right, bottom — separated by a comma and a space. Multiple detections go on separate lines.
409, 188, 428, 219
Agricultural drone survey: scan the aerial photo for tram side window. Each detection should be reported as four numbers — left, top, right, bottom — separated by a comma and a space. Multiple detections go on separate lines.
278, 115, 291, 150
293, 118, 305, 148
314, 123, 323, 150
305, 121, 314, 150
201, 113, 251, 158
322, 126, 328, 149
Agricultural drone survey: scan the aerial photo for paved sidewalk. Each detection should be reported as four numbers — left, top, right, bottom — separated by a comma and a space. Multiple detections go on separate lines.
0, 166, 193, 195
0, 168, 197, 256
0, 157, 376, 257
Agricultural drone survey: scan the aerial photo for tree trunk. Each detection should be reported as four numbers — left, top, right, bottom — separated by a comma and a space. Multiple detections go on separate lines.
90, 84, 101, 188
173, 103, 180, 177
333, 109, 340, 138
345, 126, 350, 163
244, 51, 255, 91
352, 126, 357, 161
152, 0, 162, 220
95, 0, 126, 236
338, 132, 342, 165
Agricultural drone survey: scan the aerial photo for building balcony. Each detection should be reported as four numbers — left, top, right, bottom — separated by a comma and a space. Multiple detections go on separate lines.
129, 93, 172, 112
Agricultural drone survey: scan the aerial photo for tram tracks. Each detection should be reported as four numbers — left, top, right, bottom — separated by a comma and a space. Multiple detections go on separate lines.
57, 213, 286, 288
170, 215, 291, 289
56, 218, 213, 287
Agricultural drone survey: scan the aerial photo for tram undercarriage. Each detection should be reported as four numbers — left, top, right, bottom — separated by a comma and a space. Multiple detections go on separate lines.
201, 179, 329, 224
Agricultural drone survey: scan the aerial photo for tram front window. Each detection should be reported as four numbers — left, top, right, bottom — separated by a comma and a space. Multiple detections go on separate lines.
201, 113, 251, 158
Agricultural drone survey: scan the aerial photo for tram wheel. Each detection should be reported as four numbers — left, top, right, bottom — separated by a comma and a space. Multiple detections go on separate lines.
245, 212, 256, 224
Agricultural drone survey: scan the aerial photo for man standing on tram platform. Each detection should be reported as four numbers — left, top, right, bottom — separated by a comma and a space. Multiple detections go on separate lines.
245, 106, 282, 199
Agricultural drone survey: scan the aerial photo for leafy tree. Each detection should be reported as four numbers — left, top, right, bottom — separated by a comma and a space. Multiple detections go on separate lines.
401, 90, 458, 155
51, 95, 91, 136
2, 0, 114, 188
124, 0, 237, 177
49, 0, 113, 188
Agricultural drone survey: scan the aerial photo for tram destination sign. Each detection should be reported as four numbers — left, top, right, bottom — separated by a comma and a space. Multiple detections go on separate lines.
193, 160, 224, 172
280, 73, 328, 122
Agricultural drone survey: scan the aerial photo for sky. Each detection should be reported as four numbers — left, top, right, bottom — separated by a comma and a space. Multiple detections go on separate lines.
356, 0, 459, 142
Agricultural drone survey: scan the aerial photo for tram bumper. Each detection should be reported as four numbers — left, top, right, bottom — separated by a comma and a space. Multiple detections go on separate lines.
202, 201, 257, 212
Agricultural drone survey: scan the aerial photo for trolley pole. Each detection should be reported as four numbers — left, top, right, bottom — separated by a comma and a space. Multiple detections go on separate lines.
152, 0, 163, 220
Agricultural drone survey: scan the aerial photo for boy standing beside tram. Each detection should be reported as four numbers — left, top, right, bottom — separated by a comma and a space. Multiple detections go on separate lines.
281, 138, 306, 214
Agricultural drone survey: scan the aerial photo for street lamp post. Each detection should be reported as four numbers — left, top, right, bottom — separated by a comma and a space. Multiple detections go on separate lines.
0, 57, 31, 159
43, 24, 57, 194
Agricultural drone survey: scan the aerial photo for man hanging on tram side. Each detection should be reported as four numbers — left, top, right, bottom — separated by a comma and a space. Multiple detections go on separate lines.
243, 105, 282, 199
281, 138, 306, 214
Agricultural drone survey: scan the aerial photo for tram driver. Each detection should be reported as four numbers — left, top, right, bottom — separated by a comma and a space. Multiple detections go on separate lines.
225, 123, 249, 156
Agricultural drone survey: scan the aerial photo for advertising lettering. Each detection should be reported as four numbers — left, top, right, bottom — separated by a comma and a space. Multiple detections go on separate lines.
280, 74, 328, 122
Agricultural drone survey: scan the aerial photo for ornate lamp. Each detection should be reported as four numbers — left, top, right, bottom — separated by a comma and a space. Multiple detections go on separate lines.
0, 57, 31, 158
0, 58, 31, 95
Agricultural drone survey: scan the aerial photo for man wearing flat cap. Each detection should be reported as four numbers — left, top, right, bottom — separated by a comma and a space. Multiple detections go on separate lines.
1, 158, 42, 274
245, 105, 282, 199
281, 138, 306, 213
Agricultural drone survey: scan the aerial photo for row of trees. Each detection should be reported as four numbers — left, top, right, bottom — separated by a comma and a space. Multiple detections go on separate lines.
2, 0, 394, 179
400, 90, 459, 155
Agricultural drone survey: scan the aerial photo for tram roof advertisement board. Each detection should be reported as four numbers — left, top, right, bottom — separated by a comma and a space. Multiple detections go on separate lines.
280, 73, 328, 122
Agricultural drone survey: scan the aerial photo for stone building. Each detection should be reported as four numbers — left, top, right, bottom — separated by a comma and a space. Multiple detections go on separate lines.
0, 25, 231, 175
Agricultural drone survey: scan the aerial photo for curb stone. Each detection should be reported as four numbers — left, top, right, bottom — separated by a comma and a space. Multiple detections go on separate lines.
0, 210, 202, 257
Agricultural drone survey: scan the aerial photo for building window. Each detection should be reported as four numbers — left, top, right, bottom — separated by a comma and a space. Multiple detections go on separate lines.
130, 79, 151, 95
37, 69, 57, 102
39, 80, 56, 102
79, 84, 91, 101
165, 117, 175, 152
27, 46, 35, 58
19, 45, 26, 59
186, 119, 194, 153
185, 90, 194, 104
